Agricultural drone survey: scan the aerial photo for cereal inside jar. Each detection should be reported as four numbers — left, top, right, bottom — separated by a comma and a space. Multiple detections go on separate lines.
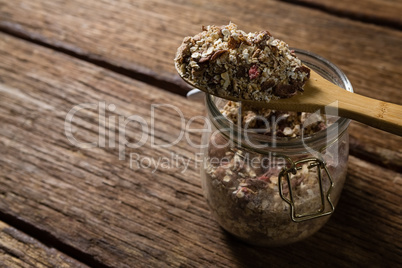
200, 49, 353, 247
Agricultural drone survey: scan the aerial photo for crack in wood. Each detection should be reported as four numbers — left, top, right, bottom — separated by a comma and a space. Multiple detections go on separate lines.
0, 23, 192, 97
0, 28, 401, 266
0, 26, 401, 176
0, 211, 112, 268
0, 25, 401, 175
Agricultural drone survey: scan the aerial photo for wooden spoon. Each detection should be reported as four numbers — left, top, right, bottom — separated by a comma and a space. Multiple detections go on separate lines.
179, 69, 402, 136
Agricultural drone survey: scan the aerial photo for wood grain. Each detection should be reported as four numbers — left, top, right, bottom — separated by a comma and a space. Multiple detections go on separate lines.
0, 0, 401, 102
285, 0, 402, 29
349, 122, 402, 171
0, 221, 88, 268
0, 33, 401, 267
1, 0, 401, 170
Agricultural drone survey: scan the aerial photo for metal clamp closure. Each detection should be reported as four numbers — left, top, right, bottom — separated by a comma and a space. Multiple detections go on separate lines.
278, 157, 335, 222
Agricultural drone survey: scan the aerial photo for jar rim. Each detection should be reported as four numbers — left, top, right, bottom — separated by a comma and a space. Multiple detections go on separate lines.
205, 48, 353, 151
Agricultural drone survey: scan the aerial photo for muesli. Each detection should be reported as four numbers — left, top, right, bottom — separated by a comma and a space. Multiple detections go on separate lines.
175, 23, 310, 101
202, 101, 348, 246
220, 101, 327, 137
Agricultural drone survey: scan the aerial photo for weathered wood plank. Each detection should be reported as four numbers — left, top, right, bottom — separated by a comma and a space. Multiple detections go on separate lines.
0, 221, 89, 268
1, 0, 401, 169
0, 33, 401, 267
0, 0, 401, 101
284, 0, 402, 29
348, 122, 402, 171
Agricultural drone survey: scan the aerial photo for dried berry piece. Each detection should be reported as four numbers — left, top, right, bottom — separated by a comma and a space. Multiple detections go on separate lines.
273, 83, 299, 98
248, 65, 260, 80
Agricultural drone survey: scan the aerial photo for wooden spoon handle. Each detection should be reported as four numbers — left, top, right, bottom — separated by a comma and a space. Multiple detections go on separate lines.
335, 90, 402, 136
307, 71, 402, 136
245, 70, 402, 136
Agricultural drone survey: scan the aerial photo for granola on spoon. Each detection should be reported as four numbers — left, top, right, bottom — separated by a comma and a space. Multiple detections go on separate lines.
175, 23, 310, 101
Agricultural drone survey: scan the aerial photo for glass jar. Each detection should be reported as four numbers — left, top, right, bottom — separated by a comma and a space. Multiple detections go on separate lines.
200, 49, 353, 247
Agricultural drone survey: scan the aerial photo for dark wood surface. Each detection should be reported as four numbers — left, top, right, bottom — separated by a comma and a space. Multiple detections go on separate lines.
285, 0, 402, 29
1, 0, 401, 169
0, 220, 89, 268
0, 0, 401, 267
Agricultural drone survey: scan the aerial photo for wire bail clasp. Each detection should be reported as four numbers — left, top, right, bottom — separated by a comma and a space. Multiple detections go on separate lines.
278, 157, 335, 222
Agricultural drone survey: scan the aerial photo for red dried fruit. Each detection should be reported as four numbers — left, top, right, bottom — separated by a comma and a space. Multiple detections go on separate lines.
248, 65, 260, 80
257, 175, 271, 183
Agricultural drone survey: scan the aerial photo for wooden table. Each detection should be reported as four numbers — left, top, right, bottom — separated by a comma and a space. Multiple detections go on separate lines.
0, 0, 401, 267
